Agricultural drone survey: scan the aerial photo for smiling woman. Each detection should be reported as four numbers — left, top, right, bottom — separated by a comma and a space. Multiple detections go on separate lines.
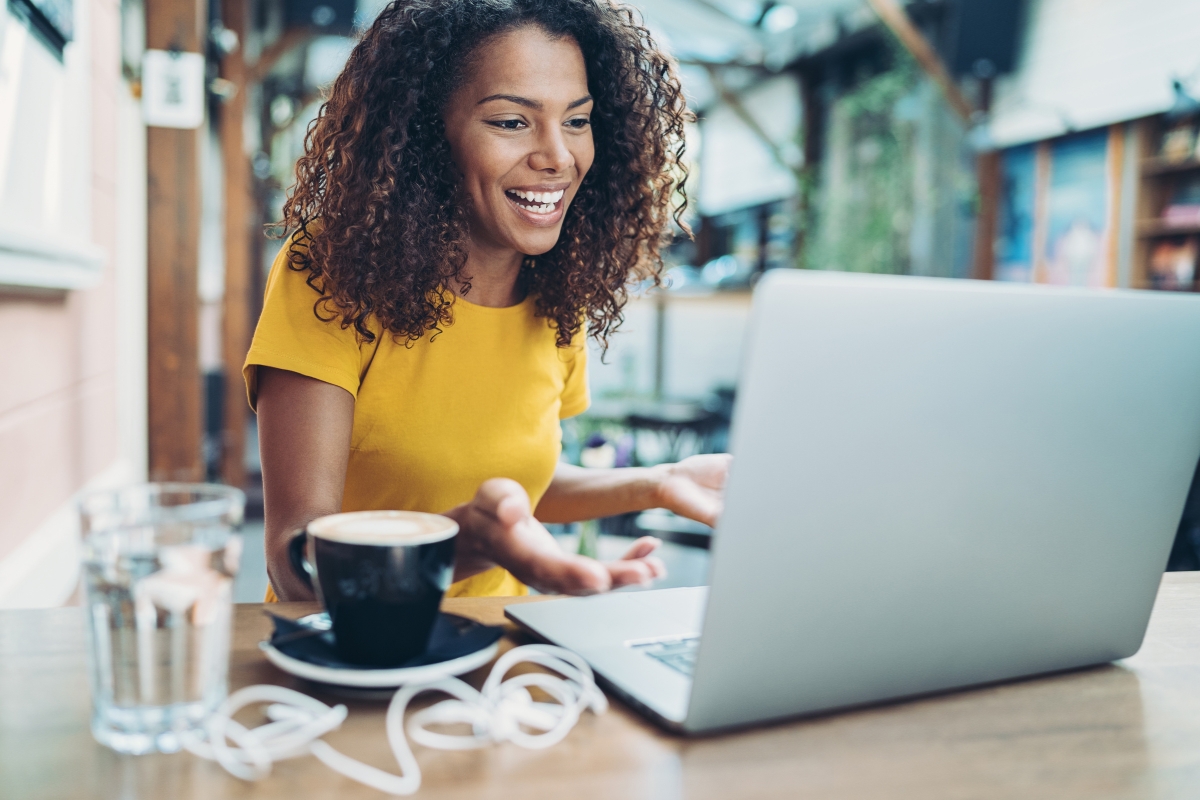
246, 0, 732, 604
283, 0, 687, 349
440, 27, 597, 288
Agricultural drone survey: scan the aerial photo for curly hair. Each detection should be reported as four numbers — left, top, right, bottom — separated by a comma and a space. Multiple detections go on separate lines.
279, 0, 691, 349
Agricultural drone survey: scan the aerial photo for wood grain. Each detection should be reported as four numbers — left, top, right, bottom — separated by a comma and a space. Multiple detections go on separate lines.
866, 0, 975, 124
6, 577, 1200, 799
972, 151, 1001, 281
145, 0, 206, 482
1104, 123, 1124, 288
218, 0, 251, 490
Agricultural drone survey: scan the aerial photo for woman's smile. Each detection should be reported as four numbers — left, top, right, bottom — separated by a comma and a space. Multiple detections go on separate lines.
504, 184, 569, 226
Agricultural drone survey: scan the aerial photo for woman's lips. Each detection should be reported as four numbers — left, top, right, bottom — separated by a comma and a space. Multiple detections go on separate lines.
504, 191, 565, 227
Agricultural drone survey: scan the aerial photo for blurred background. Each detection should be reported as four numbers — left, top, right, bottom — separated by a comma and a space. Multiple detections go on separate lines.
3, 0, 1200, 606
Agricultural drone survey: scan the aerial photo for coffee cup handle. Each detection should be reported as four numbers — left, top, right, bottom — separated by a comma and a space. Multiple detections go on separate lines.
287, 529, 316, 591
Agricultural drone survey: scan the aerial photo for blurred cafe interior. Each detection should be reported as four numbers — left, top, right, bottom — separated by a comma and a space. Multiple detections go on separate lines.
5, 0, 1200, 604
6, 0, 1200, 790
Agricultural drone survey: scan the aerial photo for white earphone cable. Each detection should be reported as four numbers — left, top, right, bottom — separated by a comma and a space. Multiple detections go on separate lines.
183, 644, 607, 795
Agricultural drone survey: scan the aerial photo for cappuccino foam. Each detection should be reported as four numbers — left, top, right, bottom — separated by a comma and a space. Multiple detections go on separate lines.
308, 511, 457, 546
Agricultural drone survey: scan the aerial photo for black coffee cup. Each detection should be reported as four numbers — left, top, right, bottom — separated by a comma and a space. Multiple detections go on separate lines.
287, 510, 458, 667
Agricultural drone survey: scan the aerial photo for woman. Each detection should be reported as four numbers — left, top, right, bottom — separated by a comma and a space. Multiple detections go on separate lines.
247, 0, 732, 602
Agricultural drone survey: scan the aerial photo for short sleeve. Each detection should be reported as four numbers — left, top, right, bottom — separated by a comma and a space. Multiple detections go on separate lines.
243, 242, 368, 411
559, 338, 590, 419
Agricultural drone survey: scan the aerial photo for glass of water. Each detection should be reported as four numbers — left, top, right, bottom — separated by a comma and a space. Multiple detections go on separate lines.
79, 483, 244, 754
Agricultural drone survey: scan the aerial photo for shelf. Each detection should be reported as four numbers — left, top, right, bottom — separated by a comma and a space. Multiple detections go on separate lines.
1141, 157, 1200, 176
1136, 219, 1200, 238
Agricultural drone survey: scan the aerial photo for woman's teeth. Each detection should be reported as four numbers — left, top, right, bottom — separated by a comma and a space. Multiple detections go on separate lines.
506, 189, 564, 214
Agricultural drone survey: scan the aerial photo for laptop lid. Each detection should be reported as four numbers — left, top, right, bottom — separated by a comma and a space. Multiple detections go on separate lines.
684, 271, 1200, 732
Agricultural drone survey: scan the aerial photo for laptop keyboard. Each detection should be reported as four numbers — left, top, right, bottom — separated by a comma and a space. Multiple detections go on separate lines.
632, 636, 700, 677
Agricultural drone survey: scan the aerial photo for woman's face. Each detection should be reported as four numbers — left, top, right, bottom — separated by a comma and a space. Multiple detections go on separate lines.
443, 26, 595, 258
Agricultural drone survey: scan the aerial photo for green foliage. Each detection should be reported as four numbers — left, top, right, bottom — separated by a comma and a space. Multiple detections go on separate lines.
803, 50, 922, 275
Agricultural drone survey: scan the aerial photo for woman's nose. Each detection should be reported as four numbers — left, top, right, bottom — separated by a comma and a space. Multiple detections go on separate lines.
529, 127, 573, 173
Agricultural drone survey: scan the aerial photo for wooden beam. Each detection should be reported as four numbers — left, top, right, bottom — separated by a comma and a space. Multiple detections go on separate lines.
249, 28, 316, 84
219, 0, 252, 490
866, 0, 975, 124
1031, 141, 1052, 284
1130, 118, 1158, 289
1104, 123, 1125, 288
145, 0, 206, 481
972, 151, 1001, 280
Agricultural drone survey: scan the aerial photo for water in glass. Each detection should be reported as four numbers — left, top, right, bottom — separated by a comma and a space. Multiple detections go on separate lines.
79, 484, 244, 754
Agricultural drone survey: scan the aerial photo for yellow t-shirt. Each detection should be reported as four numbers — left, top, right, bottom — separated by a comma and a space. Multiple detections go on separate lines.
244, 244, 589, 599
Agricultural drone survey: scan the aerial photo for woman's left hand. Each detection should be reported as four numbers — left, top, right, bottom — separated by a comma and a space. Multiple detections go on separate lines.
651, 453, 733, 528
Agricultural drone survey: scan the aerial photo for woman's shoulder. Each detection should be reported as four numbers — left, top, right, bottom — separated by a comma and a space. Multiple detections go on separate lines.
264, 222, 324, 287
263, 233, 322, 300
254, 231, 384, 353
262, 229, 379, 332
245, 232, 378, 409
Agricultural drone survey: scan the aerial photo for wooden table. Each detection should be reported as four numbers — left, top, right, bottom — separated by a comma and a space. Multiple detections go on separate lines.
6, 575, 1200, 800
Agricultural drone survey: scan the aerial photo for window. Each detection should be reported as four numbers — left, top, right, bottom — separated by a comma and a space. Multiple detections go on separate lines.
6, 0, 73, 59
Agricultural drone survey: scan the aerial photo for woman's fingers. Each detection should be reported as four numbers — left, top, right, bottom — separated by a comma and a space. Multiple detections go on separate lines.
606, 556, 666, 588
452, 479, 670, 595
445, 479, 537, 584
465, 480, 613, 595
657, 454, 733, 528
620, 536, 662, 561
472, 477, 531, 525
677, 453, 733, 489
525, 553, 612, 595
661, 478, 722, 527
523, 541, 667, 594
605, 538, 666, 588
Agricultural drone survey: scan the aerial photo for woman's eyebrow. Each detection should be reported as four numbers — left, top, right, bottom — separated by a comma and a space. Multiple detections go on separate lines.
476, 94, 594, 110
478, 94, 541, 109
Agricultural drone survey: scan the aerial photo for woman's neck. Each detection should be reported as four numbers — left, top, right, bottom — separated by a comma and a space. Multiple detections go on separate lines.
454, 239, 526, 307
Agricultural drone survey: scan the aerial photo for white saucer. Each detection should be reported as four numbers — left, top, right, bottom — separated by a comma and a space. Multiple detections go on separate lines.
259, 617, 501, 689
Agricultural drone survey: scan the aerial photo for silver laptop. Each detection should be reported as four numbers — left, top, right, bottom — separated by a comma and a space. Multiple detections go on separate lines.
507, 270, 1200, 734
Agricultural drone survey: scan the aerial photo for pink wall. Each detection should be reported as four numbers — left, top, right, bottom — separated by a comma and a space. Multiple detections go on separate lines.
0, 0, 123, 562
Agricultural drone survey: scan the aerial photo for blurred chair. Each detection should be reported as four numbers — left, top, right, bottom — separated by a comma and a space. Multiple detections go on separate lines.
624, 387, 735, 466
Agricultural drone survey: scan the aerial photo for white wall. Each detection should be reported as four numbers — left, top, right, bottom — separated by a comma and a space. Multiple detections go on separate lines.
990, 0, 1200, 146
0, 0, 147, 608
588, 292, 752, 402
588, 296, 659, 398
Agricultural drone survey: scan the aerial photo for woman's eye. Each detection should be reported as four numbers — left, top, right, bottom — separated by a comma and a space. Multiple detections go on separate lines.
566, 117, 591, 129
487, 119, 526, 131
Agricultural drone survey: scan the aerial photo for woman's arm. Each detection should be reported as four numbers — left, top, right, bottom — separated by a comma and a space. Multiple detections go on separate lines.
257, 366, 668, 597
534, 463, 659, 523
536, 454, 733, 527
257, 367, 355, 601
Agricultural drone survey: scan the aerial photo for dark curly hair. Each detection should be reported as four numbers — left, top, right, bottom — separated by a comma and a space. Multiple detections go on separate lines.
279, 0, 691, 348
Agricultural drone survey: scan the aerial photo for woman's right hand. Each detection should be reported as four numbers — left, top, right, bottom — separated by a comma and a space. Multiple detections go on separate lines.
443, 478, 666, 595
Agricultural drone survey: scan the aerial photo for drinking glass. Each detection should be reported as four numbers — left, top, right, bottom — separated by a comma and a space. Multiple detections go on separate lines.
78, 483, 244, 754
